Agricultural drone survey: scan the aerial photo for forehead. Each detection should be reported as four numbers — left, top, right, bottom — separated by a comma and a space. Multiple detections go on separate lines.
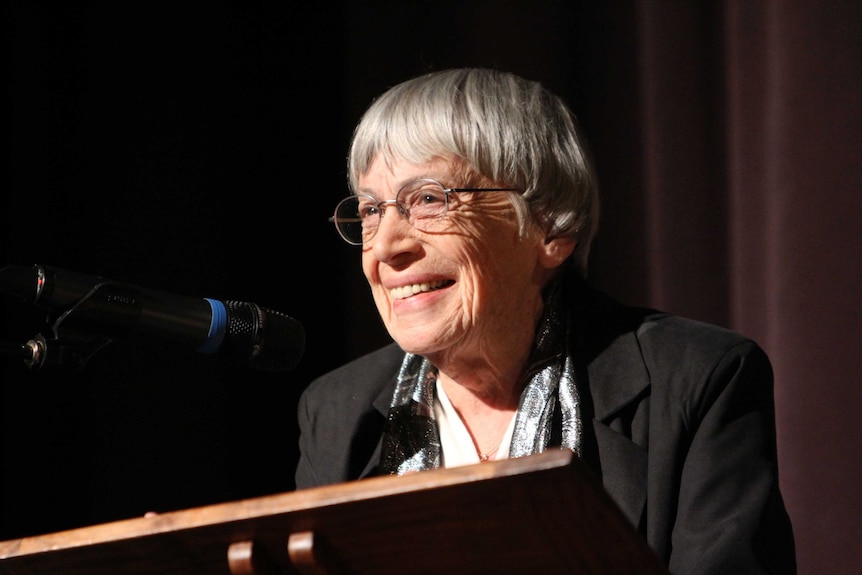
356, 155, 471, 195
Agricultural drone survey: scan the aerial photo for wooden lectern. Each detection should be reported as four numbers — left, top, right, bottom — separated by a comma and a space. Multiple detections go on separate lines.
0, 449, 668, 574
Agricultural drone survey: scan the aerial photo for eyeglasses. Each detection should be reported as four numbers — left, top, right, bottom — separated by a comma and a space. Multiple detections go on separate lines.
330, 179, 521, 245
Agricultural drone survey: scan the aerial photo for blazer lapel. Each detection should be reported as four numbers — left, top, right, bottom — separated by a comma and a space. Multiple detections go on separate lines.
357, 376, 398, 479
586, 328, 650, 528
568, 273, 651, 529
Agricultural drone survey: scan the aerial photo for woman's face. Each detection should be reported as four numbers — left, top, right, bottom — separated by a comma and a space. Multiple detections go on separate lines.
357, 155, 567, 363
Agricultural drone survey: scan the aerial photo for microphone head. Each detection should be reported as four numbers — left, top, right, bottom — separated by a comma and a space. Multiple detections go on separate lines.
219, 301, 305, 372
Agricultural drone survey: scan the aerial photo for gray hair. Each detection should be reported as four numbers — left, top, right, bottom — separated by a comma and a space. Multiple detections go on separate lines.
347, 68, 600, 276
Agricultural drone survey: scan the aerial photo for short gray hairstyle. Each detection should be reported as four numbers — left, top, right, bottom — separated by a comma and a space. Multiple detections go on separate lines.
347, 68, 600, 276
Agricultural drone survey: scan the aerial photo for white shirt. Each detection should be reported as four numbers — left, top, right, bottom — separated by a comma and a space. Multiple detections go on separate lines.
434, 379, 516, 467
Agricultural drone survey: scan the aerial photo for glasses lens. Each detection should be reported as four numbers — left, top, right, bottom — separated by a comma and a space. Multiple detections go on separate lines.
334, 195, 378, 245
398, 181, 448, 229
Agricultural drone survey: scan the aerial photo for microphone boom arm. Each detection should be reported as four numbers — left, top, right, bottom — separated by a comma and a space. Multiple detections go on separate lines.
5, 281, 135, 370
0, 264, 306, 372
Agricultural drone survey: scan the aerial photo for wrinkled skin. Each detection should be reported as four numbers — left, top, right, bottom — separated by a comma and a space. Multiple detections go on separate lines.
357, 155, 575, 446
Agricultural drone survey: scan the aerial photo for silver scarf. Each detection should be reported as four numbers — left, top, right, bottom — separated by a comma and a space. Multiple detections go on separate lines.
379, 280, 582, 475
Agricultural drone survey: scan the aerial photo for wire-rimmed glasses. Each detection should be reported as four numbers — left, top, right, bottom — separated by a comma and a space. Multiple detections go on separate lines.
330, 178, 521, 245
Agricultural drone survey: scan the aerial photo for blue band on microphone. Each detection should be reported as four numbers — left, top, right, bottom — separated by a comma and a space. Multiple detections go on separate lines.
197, 298, 227, 354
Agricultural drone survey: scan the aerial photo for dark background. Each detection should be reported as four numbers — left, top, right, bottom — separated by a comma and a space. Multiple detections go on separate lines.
2, 3, 860, 573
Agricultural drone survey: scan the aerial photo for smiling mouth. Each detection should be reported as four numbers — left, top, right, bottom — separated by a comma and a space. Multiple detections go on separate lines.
390, 280, 453, 300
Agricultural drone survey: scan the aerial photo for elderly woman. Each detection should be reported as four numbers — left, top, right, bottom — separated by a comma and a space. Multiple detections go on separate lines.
295, 68, 795, 573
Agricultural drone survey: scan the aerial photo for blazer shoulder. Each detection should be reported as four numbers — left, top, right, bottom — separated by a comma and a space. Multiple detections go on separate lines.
303, 342, 404, 401
637, 313, 766, 365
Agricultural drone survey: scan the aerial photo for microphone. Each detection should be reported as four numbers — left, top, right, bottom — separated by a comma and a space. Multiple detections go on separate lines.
0, 264, 305, 372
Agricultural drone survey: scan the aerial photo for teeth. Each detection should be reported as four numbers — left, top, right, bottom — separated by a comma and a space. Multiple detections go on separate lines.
391, 280, 449, 300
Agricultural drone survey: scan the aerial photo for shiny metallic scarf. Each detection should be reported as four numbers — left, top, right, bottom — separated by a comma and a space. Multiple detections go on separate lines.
379, 279, 582, 475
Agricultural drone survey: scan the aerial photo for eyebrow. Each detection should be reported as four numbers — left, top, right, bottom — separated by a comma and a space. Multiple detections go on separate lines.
355, 176, 449, 198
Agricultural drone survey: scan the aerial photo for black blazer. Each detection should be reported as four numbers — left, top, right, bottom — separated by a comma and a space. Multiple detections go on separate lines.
295, 276, 796, 574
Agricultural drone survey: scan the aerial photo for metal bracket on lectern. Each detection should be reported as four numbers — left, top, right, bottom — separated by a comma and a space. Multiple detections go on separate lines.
226, 533, 347, 575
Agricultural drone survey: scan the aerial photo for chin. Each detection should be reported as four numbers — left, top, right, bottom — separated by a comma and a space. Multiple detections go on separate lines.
391, 333, 442, 356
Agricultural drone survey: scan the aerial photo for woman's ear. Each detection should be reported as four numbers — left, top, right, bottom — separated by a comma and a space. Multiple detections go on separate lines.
538, 236, 576, 269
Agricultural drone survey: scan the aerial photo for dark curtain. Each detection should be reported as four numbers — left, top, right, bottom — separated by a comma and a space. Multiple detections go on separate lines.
593, 4, 862, 572
591, 4, 862, 572
2, 2, 859, 573
725, 4, 861, 573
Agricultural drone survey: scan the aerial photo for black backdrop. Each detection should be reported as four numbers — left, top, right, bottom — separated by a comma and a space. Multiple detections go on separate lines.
3, 2, 623, 536
4, 3, 861, 573
2, 3, 362, 535
2, 2, 609, 537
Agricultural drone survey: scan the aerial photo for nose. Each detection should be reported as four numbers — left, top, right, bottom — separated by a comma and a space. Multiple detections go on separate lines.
370, 200, 418, 260
377, 199, 404, 218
